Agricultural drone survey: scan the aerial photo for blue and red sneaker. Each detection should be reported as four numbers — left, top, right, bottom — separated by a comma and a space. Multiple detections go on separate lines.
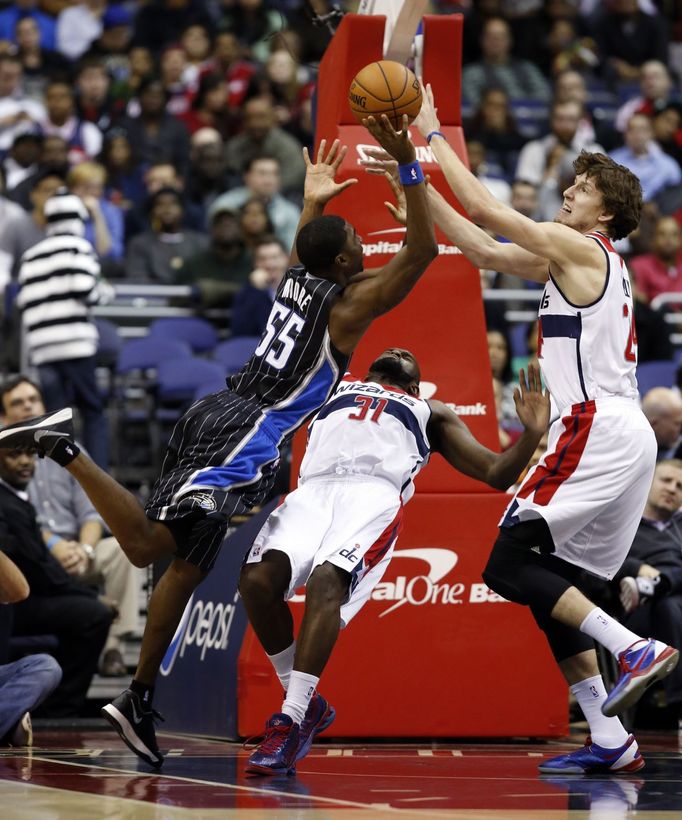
295, 693, 336, 763
602, 640, 679, 717
245, 713, 300, 776
538, 734, 644, 775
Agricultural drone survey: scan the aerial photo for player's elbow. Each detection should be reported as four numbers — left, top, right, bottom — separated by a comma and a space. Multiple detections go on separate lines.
485, 467, 511, 491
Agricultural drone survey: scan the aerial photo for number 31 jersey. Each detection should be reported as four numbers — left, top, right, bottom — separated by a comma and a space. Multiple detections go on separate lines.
537, 232, 639, 414
299, 375, 432, 503
229, 264, 349, 422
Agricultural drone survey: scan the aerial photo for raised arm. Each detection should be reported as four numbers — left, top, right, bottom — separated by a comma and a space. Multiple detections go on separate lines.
427, 364, 549, 490
288, 140, 358, 267
329, 115, 438, 354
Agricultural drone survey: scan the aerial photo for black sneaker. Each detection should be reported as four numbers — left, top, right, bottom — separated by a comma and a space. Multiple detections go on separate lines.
101, 689, 165, 767
0, 408, 74, 457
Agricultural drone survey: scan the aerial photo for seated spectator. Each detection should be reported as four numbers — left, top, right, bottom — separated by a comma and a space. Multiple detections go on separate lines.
125, 187, 208, 283
224, 95, 306, 196
239, 196, 274, 258
2, 131, 42, 191
6, 135, 69, 210
248, 49, 308, 131
487, 327, 519, 431
652, 103, 682, 168
209, 154, 300, 252
88, 4, 134, 80
76, 56, 125, 134
543, 16, 599, 77
67, 161, 124, 261
0, 0, 56, 50
38, 80, 103, 165
0, 447, 111, 717
131, 0, 213, 57
109, 45, 154, 107
634, 293, 674, 363
218, 0, 282, 64
56, 0, 106, 62
553, 69, 617, 151
461, 17, 551, 106
515, 99, 604, 187
99, 128, 146, 215
0, 550, 61, 747
610, 113, 682, 203
201, 29, 256, 124
179, 23, 212, 88
614, 459, 682, 723
0, 54, 46, 154
630, 216, 682, 306
467, 140, 511, 204
159, 44, 191, 117
178, 72, 231, 139
464, 87, 526, 179
642, 388, 682, 461
118, 77, 190, 177
185, 129, 232, 222
231, 235, 289, 337
178, 204, 252, 307
615, 60, 681, 133
14, 16, 70, 100
1, 376, 142, 679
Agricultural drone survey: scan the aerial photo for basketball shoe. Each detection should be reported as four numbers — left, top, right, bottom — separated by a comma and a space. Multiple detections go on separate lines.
538, 734, 644, 775
0, 409, 75, 461
101, 689, 165, 768
295, 693, 336, 763
245, 713, 300, 776
602, 639, 679, 717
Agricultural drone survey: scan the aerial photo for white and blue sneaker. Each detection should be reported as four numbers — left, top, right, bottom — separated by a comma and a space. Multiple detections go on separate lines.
602, 639, 679, 717
538, 734, 644, 775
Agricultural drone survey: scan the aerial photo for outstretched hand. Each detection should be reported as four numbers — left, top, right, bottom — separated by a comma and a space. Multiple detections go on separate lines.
303, 139, 358, 206
413, 80, 440, 140
362, 114, 416, 165
513, 363, 550, 435
360, 147, 406, 225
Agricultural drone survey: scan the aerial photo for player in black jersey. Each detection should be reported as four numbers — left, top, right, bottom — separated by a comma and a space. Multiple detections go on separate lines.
0, 118, 437, 767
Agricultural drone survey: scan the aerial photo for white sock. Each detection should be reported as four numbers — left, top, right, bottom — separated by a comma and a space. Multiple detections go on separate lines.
570, 674, 629, 749
282, 670, 319, 725
267, 642, 296, 692
579, 608, 645, 658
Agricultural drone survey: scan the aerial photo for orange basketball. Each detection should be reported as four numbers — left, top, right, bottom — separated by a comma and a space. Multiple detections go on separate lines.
348, 60, 422, 130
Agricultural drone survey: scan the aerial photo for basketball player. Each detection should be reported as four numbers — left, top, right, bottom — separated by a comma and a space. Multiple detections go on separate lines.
385, 82, 678, 774
0, 121, 438, 768
240, 353, 549, 775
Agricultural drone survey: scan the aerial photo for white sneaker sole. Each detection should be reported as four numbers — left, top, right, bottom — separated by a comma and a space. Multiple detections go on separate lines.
101, 703, 163, 767
0, 408, 73, 445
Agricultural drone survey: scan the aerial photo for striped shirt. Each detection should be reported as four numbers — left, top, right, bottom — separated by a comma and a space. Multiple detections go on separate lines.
17, 233, 102, 366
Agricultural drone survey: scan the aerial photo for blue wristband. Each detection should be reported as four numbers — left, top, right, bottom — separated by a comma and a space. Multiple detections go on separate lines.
398, 160, 424, 186
426, 130, 446, 144
46, 535, 60, 551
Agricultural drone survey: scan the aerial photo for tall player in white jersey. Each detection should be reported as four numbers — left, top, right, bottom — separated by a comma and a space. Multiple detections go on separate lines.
391, 83, 679, 775
240, 352, 549, 776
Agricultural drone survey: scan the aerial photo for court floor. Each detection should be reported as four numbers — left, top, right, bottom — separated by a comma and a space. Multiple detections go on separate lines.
1, 728, 681, 818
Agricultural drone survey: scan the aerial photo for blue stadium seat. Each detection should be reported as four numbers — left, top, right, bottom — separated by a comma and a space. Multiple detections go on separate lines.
193, 377, 229, 403
636, 359, 677, 397
212, 336, 261, 375
149, 317, 219, 354
156, 358, 227, 406
116, 337, 193, 374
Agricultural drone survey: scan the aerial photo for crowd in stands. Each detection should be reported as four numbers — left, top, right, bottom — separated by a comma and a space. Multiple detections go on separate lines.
1, 0, 682, 733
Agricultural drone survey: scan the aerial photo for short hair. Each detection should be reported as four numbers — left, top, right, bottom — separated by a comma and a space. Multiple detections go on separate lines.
245, 154, 279, 173
573, 151, 642, 240
67, 161, 107, 187
656, 458, 682, 474
296, 215, 347, 273
253, 234, 288, 255
0, 375, 41, 412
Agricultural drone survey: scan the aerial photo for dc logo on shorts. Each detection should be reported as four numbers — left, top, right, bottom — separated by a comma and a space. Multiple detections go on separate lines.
339, 544, 360, 562
188, 491, 218, 512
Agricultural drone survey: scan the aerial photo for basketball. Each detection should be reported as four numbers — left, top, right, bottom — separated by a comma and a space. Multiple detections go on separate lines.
348, 60, 422, 130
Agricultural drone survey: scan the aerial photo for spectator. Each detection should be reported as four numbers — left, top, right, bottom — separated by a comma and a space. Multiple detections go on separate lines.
185, 132, 231, 223
67, 161, 124, 261
209, 154, 301, 252
239, 196, 274, 258
0, 447, 111, 717
177, 204, 252, 307
461, 17, 551, 106
615, 61, 680, 133
231, 235, 289, 337
515, 99, 604, 187
76, 57, 124, 133
652, 104, 682, 168
118, 77, 190, 177
99, 128, 146, 215
642, 388, 682, 461
56, 0, 106, 62
124, 161, 202, 240
610, 113, 682, 203
0, 0, 56, 51
487, 327, 519, 431
630, 216, 682, 305
467, 140, 511, 204
15, 16, 70, 100
1, 376, 142, 679
16, 190, 111, 469
614, 459, 682, 723
2, 131, 42, 191
0, 549, 61, 746
553, 69, 617, 151
6, 135, 69, 210
90, 4, 134, 79
219, 0, 282, 64
544, 16, 599, 77
249, 49, 307, 130
178, 72, 231, 139
38, 80, 103, 165
589, 0, 668, 85
634, 295, 674, 363
224, 95, 306, 195
0, 54, 45, 154
125, 187, 207, 283
109, 45, 154, 106
510, 178, 539, 220
131, 0, 213, 56
159, 44, 191, 117
465, 87, 528, 180
203, 29, 256, 117
179, 23, 212, 88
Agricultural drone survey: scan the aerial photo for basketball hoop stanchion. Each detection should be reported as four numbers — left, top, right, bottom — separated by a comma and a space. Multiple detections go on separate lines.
237, 14, 568, 740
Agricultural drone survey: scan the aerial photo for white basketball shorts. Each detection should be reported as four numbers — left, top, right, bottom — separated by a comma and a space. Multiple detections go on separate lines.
500, 397, 657, 579
245, 476, 403, 626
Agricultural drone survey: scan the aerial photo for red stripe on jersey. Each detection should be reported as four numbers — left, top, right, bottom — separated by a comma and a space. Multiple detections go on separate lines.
517, 404, 595, 506
363, 505, 404, 572
341, 373, 359, 382
587, 231, 615, 254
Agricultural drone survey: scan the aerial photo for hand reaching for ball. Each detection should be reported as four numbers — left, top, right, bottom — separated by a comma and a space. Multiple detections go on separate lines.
302, 139, 358, 206
362, 114, 416, 165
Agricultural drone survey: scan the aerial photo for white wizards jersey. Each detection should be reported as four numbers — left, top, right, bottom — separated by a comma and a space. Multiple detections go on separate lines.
300, 374, 432, 502
537, 231, 639, 413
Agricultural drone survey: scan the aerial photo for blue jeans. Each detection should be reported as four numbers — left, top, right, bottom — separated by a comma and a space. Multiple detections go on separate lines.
0, 655, 62, 739
37, 357, 109, 469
